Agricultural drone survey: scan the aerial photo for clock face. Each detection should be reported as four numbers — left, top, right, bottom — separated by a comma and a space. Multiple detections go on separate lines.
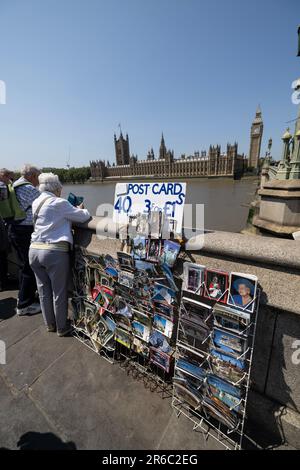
253, 127, 260, 135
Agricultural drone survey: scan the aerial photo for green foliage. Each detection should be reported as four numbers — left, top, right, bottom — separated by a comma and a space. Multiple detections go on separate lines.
41, 167, 91, 184
247, 206, 255, 224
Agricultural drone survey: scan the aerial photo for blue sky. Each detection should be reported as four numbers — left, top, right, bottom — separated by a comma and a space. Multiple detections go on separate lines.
0, 0, 299, 169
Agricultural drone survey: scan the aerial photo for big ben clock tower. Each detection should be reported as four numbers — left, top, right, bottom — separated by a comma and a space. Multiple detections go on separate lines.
249, 106, 264, 169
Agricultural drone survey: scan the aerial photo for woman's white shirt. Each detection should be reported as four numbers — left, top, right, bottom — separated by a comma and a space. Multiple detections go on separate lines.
31, 191, 90, 245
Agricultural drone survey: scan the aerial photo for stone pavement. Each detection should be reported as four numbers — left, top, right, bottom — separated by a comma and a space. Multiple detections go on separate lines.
0, 287, 224, 451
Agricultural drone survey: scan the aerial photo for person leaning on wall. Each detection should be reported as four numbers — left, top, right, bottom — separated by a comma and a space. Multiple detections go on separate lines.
9, 165, 41, 315
29, 172, 91, 337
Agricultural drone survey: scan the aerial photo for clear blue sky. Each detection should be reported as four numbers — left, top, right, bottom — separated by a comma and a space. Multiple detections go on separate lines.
0, 0, 299, 169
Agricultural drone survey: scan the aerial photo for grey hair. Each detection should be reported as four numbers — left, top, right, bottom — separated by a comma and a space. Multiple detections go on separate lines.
38, 172, 62, 194
0, 168, 11, 177
21, 164, 40, 178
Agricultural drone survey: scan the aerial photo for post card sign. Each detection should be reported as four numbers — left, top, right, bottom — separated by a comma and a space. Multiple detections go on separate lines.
113, 182, 186, 234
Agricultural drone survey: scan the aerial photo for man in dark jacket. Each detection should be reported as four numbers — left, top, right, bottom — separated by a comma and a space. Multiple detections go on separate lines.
10, 165, 41, 315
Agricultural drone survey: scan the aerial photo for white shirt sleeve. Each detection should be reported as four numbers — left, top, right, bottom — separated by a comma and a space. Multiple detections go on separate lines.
56, 198, 91, 223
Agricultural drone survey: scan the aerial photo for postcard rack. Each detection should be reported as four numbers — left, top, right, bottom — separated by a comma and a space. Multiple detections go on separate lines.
71, 249, 118, 365
71, 295, 116, 365
71, 246, 180, 393
172, 277, 261, 451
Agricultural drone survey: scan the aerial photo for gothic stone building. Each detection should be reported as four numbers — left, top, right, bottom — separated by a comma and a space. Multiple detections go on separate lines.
90, 132, 247, 181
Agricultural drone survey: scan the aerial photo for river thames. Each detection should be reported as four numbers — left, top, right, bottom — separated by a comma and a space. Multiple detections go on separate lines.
62, 178, 258, 232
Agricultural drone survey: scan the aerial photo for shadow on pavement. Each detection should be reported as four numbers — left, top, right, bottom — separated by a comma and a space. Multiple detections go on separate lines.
0, 296, 17, 320
0, 432, 76, 450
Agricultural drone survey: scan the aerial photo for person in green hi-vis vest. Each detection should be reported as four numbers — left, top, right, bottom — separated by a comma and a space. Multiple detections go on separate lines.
0, 168, 14, 290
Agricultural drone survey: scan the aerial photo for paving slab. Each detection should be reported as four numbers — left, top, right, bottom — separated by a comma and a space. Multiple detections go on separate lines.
0, 312, 44, 348
0, 375, 63, 450
1, 326, 74, 391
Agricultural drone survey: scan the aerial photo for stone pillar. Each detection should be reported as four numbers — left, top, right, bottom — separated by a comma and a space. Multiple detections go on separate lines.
290, 130, 300, 179
277, 128, 292, 180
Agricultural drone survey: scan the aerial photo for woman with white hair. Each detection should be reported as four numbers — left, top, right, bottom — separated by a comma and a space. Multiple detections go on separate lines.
29, 172, 90, 336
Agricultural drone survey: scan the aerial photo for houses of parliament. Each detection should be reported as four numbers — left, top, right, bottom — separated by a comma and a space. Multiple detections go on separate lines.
90, 108, 263, 180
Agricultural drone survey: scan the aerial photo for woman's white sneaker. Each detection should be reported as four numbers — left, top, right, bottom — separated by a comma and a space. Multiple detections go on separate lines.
16, 302, 41, 316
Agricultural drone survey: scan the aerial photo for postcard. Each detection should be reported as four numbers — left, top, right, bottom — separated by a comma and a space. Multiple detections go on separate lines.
175, 357, 207, 382
210, 349, 246, 385
182, 263, 205, 295
91, 289, 110, 314
134, 212, 149, 236
134, 269, 150, 286
71, 298, 98, 325
149, 211, 162, 239
104, 254, 118, 268
72, 264, 87, 297
202, 394, 239, 430
114, 296, 133, 318
114, 284, 134, 302
176, 342, 206, 362
160, 263, 179, 292
131, 236, 147, 260
153, 313, 173, 339
131, 320, 150, 342
211, 328, 248, 358
118, 270, 135, 289
115, 327, 132, 349
213, 304, 250, 334
204, 269, 229, 303
132, 337, 150, 358
180, 297, 213, 329
147, 239, 162, 262
92, 284, 114, 303
134, 276, 152, 300
177, 318, 210, 353
228, 272, 258, 313
149, 347, 172, 373
117, 251, 135, 271
92, 311, 116, 350
105, 265, 119, 278
159, 240, 181, 268
137, 299, 153, 315
173, 382, 202, 409
134, 260, 156, 275
153, 302, 174, 320
99, 273, 113, 287
151, 283, 175, 304
174, 369, 205, 399
207, 375, 243, 414
132, 308, 152, 328
114, 314, 132, 332
149, 330, 172, 353
86, 254, 106, 269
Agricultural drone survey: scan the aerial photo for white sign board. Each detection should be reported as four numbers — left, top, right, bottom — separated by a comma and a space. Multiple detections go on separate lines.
113, 182, 186, 234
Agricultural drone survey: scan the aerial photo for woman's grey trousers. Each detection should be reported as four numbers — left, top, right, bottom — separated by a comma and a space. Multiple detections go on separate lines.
29, 248, 70, 331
